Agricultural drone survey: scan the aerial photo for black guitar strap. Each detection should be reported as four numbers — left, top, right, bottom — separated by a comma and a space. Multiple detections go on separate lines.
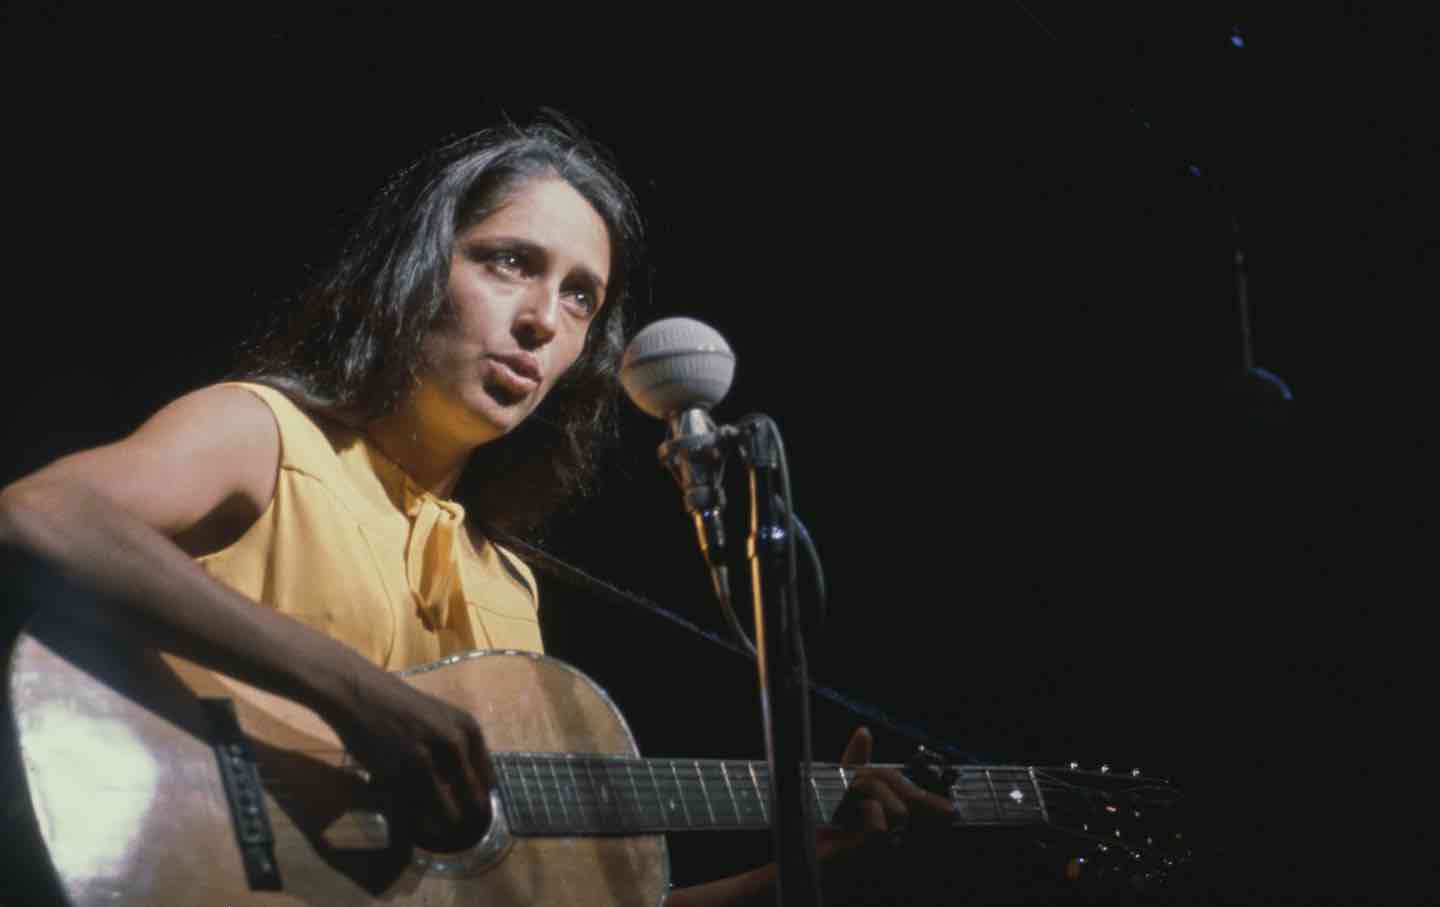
493, 545, 537, 604
495, 534, 981, 762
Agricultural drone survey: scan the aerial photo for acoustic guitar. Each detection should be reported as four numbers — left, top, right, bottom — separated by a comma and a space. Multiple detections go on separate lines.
2, 613, 1186, 905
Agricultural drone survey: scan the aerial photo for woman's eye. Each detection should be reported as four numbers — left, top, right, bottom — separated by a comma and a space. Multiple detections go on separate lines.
561, 289, 601, 321
488, 250, 525, 274
566, 288, 598, 315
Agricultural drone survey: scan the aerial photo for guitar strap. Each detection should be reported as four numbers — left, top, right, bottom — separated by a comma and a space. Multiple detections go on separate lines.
495, 534, 981, 762
493, 545, 537, 603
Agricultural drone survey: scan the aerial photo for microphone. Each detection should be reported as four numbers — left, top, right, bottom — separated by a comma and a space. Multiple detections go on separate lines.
620, 318, 737, 605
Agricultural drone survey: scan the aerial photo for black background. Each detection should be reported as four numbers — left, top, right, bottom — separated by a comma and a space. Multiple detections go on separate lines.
2, 3, 1431, 904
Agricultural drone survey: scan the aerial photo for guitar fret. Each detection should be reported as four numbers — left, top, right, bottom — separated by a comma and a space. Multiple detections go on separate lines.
626, 760, 644, 830
528, 758, 553, 826
717, 765, 737, 823
498, 759, 525, 828
602, 761, 628, 827
548, 759, 571, 826
564, 758, 587, 826
632, 763, 655, 826
648, 761, 676, 827
642, 759, 664, 828
984, 768, 1001, 821
600, 761, 628, 828
694, 759, 718, 826
671, 760, 693, 828
579, 758, 604, 829
747, 762, 768, 823
528, 756, 553, 828
825, 767, 850, 823
643, 761, 663, 827
719, 763, 741, 824
828, 770, 846, 815
1028, 767, 1050, 823
810, 769, 825, 821
953, 770, 990, 823
605, 758, 630, 829
510, 756, 536, 829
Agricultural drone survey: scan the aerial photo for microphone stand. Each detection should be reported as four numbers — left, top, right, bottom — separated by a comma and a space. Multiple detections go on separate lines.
735, 417, 822, 907
659, 412, 822, 905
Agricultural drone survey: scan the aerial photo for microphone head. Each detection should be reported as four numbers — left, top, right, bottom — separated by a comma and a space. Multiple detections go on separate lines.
620, 317, 736, 419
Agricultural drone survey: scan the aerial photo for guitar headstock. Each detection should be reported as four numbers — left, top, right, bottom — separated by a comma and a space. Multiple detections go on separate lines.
1033, 762, 1192, 892
903, 750, 1192, 893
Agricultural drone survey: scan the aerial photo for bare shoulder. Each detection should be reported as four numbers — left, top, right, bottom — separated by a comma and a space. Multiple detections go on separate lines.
11, 384, 281, 545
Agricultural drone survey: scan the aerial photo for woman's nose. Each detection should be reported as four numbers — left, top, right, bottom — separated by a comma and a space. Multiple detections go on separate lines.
513, 284, 560, 348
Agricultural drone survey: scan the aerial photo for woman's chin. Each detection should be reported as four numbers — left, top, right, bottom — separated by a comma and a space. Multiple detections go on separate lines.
462, 380, 535, 440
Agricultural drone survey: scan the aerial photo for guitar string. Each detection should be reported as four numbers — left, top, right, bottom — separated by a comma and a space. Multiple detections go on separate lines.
252, 765, 1046, 789
250, 755, 1113, 825
250, 770, 1057, 802
251, 774, 1076, 803
250, 783, 1060, 815
247, 773, 1157, 851
251, 778, 1065, 825
249, 794, 1108, 841
254, 765, 1060, 799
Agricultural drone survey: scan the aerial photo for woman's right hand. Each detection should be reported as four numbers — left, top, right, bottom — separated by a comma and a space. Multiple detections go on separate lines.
324, 666, 497, 849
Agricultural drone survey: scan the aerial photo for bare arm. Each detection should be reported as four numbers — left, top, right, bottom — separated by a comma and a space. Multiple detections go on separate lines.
0, 385, 366, 710
0, 385, 493, 839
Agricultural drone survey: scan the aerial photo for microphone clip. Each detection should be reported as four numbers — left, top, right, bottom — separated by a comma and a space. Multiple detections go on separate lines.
657, 407, 735, 606
657, 408, 729, 511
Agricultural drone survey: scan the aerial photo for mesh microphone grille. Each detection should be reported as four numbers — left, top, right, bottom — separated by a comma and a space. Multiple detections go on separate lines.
620, 317, 736, 419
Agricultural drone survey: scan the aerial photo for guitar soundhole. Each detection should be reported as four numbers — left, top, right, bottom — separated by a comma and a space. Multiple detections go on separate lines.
413, 811, 491, 854
406, 788, 513, 879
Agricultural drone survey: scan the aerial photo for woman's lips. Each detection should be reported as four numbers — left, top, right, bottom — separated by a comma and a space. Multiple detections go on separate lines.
487, 354, 541, 394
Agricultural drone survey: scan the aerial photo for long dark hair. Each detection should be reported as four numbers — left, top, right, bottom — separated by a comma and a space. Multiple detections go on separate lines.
241, 116, 645, 537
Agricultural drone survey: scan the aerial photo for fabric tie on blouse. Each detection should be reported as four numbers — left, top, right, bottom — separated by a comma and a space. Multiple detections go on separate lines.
402, 488, 468, 634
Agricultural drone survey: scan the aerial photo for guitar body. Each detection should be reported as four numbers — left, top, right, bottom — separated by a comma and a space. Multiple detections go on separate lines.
4, 613, 667, 906
3, 610, 1188, 905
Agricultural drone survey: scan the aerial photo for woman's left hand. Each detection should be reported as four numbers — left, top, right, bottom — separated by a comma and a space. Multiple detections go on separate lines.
663, 727, 959, 906
820, 726, 957, 860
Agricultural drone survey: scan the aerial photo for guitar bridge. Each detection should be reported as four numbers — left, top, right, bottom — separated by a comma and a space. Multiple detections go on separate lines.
201, 698, 283, 891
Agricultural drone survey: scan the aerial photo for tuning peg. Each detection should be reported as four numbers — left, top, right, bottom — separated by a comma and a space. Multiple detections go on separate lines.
1131, 768, 1141, 777
1100, 764, 1111, 774
1068, 761, 1079, 770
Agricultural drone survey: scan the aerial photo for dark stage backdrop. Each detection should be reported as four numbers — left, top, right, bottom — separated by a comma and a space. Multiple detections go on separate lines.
2, 5, 1430, 905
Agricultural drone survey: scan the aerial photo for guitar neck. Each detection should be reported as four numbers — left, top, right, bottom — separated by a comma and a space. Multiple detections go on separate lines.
493, 753, 1049, 835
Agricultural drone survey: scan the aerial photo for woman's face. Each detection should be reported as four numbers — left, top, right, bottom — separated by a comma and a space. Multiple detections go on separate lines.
417, 177, 612, 446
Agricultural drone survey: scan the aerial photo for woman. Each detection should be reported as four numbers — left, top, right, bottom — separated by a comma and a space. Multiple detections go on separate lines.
0, 117, 951, 905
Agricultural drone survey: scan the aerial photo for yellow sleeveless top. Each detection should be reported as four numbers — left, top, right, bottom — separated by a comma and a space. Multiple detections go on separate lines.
196, 382, 543, 669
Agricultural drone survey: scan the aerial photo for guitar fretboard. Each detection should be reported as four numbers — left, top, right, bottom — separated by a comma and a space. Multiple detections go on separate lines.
492, 754, 1047, 836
